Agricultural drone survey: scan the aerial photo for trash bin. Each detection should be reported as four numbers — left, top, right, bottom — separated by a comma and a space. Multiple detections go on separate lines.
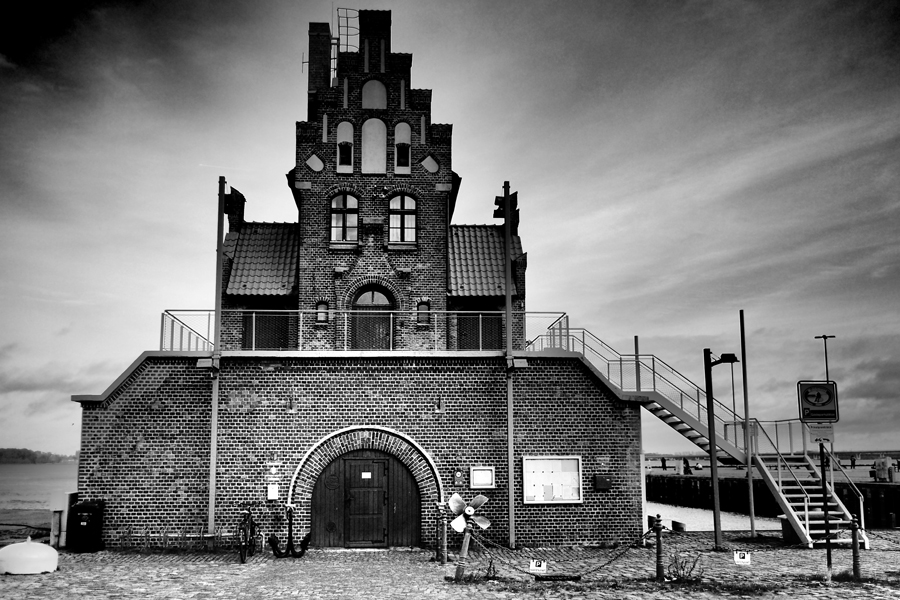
66, 501, 105, 552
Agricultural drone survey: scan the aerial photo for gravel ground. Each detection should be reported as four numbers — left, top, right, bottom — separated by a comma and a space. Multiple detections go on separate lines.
2, 529, 900, 599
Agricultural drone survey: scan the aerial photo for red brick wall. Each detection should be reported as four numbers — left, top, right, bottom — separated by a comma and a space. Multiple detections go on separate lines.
76, 353, 643, 549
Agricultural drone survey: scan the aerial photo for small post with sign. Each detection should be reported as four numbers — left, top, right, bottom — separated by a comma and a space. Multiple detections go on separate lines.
798, 380, 839, 582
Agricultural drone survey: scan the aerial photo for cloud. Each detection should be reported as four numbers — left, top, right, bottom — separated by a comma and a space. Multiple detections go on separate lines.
0, 360, 117, 396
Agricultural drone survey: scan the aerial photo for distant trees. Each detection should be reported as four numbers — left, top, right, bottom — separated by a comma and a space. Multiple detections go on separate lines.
0, 448, 75, 463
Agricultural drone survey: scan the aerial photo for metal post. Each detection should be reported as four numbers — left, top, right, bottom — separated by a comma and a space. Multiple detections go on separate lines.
704, 348, 723, 550
815, 334, 834, 382
441, 510, 448, 565
820, 441, 832, 581
454, 523, 473, 582
851, 515, 860, 580
634, 336, 641, 392
741, 310, 756, 540
654, 514, 664, 581
208, 176, 226, 539
502, 181, 516, 550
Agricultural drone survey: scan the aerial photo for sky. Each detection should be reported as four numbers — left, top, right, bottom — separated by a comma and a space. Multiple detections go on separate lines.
1, 0, 898, 456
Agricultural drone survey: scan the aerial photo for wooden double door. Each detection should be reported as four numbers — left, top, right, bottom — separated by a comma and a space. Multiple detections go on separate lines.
311, 450, 420, 547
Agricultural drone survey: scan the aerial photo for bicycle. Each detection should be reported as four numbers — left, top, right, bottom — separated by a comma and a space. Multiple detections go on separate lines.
235, 499, 264, 563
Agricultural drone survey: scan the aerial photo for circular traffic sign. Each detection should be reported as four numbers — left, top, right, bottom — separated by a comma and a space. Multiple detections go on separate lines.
804, 386, 831, 406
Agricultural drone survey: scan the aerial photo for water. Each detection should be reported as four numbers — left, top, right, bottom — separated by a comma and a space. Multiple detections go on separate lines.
647, 501, 781, 532
0, 463, 78, 510
0, 463, 782, 533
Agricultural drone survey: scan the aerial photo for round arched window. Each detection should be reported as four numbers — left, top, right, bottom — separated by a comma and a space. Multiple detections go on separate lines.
351, 287, 393, 350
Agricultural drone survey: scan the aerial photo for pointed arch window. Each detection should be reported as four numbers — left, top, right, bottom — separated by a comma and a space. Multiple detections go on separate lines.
394, 122, 411, 175
389, 195, 416, 243
336, 122, 354, 174
361, 119, 387, 174
362, 80, 387, 109
330, 194, 358, 242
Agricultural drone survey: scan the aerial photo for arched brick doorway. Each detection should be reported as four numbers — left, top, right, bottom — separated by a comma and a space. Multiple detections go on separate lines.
312, 449, 420, 547
288, 426, 443, 548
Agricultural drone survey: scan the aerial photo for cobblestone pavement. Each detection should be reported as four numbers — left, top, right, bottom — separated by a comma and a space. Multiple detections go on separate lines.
2, 530, 900, 599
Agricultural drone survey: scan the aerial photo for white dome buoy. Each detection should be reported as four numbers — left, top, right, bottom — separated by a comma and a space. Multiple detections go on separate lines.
0, 537, 59, 574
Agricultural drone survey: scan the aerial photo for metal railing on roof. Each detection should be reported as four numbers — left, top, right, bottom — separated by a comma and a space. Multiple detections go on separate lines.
160, 309, 566, 353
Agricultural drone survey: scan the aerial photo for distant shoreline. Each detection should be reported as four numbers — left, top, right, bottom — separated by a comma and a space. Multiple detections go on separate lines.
0, 508, 51, 529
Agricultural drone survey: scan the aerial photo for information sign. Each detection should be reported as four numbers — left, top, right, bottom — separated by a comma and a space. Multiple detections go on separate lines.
797, 381, 839, 423
808, 423, 834, 444
529, 559, 548, 574
733, 551, 751, 565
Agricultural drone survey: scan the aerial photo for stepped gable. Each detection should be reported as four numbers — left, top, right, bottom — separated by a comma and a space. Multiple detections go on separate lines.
449, 225, 524, 297
225, 222, 298, 295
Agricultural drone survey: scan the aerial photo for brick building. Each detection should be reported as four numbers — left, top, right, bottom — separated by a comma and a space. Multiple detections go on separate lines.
72, 10, 644, 550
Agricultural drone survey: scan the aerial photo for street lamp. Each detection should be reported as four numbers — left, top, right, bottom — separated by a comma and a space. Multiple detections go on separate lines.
704, 348, 740, 551
815, 334, 835, 381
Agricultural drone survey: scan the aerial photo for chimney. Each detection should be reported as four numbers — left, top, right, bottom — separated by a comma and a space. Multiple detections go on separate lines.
358, 10, 391, 71
224, 187, 246, 233
308, 22, 332, 93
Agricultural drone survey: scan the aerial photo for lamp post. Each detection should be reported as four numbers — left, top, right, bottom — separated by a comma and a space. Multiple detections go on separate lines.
704, 348, 740, 551
815, 334, 835, 381
814, 333, 836, 580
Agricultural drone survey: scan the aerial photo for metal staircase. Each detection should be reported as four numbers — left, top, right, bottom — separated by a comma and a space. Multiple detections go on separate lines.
529, 316, 868, 548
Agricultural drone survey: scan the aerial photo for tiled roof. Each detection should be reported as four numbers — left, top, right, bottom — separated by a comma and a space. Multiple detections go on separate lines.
226, 223, 298, 296
449, 225, 524, 297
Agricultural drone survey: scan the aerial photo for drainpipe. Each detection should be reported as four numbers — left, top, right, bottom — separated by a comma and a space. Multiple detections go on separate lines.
208, 176, 226, 536
502, 181, 516, 549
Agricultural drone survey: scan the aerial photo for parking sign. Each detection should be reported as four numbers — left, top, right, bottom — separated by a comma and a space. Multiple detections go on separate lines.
797, 381, 839, 423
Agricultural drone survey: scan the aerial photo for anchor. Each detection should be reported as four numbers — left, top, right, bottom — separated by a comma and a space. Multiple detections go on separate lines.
268, 505, 311, 558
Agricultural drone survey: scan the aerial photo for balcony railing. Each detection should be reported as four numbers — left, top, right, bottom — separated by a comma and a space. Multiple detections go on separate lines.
160, 309, 567, 353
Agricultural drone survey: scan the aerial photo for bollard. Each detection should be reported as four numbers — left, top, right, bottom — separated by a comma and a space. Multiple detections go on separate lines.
851, 515, 861, 581
654, 514, 664, 582
441, 512, 448, 565
454, 522, 473, 582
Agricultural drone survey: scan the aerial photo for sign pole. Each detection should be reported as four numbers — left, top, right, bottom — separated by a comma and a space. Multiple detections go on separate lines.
820, 441, 832, 581
739, 310, 756, 537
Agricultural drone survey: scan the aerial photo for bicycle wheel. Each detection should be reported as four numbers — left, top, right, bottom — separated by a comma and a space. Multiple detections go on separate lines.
238, 521, 249, 563
247, 521, 257, 557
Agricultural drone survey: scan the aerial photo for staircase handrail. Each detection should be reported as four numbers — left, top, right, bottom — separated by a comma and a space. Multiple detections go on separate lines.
821, 444, 866, 532
563, 328, 742, 445
161, 310, 214, 351
751, 418, 811, 536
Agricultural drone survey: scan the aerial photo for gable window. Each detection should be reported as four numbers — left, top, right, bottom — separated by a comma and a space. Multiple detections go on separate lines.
330, 194, 358, 242
416, 301, 430, 325
394, 122, 411, 175
362, 80, 387, 109
361, 119, 387, 174
389, 195, 416, 243
316, 301, 329, 323
336, 122, 354, 174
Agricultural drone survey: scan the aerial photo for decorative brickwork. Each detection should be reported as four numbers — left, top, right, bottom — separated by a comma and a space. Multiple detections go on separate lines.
74, 353, 643, 549
72, 10, 645, 552
287, 426, 443, 538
